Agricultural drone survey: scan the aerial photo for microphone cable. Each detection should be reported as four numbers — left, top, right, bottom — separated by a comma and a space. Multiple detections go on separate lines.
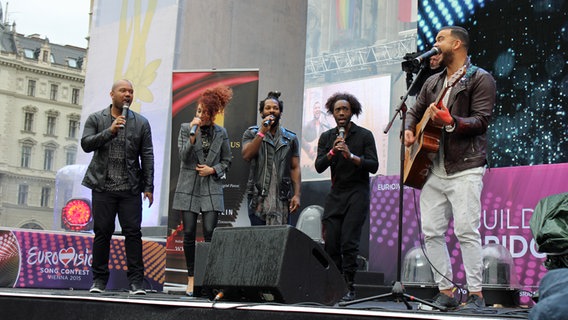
409, 188, 467, 303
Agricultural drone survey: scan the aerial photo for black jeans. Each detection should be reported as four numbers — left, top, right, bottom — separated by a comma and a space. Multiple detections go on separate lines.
91, 190, 143, 285
322, 190, 368, 275
182, 210, 218, 276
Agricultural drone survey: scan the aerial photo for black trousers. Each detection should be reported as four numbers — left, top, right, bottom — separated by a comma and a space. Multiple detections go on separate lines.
91, 190, 143, 285
322, 189, 368, 276
181, 210, 218, 276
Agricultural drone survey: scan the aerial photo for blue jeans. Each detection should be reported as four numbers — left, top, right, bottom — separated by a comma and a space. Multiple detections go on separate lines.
529, 268, 568, 320
247, 195, 266, 226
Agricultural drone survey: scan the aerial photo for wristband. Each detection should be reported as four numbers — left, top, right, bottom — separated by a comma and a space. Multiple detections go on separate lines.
256, 131, 265, 138
328, 149, 335, 156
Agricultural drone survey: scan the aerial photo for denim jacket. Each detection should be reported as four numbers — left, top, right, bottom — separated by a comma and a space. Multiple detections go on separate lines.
242, 125, 299, 205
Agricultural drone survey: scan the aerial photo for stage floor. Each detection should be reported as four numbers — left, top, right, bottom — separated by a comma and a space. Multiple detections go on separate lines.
0, 288, 530, 320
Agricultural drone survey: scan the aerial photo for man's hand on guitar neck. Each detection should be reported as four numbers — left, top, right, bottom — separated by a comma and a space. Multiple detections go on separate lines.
429, 102, 454, 127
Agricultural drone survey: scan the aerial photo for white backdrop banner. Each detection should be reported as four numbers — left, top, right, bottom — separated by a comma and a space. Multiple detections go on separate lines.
78, 0, 179, 226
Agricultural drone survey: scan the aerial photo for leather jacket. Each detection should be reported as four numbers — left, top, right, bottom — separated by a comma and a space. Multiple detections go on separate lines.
242, 125, 299, 202
406, 64, 496, 174
81, 105, 154, 194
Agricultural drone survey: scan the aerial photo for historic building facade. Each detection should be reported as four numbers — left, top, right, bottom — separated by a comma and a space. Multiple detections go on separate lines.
0, 21, 86, 230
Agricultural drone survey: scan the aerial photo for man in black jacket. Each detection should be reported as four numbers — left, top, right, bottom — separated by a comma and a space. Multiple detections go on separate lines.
81, 79, 154, 295
315, 92, 378, 301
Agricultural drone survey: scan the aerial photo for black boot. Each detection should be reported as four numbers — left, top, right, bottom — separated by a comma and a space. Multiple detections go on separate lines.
341, 272, 356, 302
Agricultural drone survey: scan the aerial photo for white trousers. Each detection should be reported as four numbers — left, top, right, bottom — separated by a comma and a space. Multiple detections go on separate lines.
420, 168, 484, 292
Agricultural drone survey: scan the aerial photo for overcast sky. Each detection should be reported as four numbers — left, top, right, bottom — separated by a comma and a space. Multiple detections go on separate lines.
3, 0, 90, 48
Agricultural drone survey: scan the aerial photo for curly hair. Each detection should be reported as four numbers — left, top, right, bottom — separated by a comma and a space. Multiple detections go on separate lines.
324, 92, 362, 117
258, 91, 283, 113
199, 85, 233, 122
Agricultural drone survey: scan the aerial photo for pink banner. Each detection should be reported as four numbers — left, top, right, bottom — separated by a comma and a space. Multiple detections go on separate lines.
0, 229, 165, 291
369, 163, 568, 302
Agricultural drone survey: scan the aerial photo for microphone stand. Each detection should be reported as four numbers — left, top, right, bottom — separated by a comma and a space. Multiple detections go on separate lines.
339, 63, 444, 311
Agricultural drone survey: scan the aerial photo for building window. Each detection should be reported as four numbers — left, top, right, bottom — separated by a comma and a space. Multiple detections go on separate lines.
66, 148, 76, 165
50, 84, 58, 101
68, 120, 79, 138
47, 116, 56, 135
24, 49, 35, 59
28, 80, 36, 96
18, 185, 29, 205
44, 148, 55, 171
71, 88, 80, 104
68, 58, 77, 68
21, 145, 32, 168
24, 112, 34, 132
41, 187, 51, 207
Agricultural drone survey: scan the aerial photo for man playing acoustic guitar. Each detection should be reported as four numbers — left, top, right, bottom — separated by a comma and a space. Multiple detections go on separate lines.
404, 26, 496, 310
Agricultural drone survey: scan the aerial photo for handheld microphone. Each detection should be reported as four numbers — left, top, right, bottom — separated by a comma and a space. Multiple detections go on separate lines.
262, 116, 273, 127
189, 124, 198, 136
412, 47, 441, 65
118, 102, 130, 128
339, 127, 345, 138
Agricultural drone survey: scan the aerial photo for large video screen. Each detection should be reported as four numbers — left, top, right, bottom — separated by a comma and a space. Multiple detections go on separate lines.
417, 0, 568, 168
301, 75, 391, 181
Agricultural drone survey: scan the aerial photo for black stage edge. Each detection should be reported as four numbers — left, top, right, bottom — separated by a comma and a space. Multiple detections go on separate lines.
355, 284, 521, 308
0, 288, 530, 320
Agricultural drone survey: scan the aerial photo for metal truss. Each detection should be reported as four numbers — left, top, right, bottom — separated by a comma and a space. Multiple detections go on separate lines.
305, 37, 417, 77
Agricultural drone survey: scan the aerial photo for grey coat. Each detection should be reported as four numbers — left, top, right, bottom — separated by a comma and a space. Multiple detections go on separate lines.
172, 123, 232, 213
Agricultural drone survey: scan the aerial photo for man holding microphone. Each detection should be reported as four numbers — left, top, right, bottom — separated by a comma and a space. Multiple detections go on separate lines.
242, 91, 301, 226
315, 92, 378, 301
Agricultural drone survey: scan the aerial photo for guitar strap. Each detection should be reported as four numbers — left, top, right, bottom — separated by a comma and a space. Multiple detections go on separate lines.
464, 64, 479, 81
447, 62, 478, 110
439, 62, 479, 165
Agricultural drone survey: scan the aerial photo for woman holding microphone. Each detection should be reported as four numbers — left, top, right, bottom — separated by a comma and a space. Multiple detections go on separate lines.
172, 85, 233, 296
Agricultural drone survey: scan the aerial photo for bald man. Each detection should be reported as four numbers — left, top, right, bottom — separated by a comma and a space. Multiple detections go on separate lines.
81, 79, 154, 295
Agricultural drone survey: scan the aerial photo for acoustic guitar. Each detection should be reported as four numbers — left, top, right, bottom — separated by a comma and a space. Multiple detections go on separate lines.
403, 65, 467, 189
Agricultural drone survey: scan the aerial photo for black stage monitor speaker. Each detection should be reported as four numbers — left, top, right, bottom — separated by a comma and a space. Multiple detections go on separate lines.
193, 241, 211, 297
202, 225, 346, 305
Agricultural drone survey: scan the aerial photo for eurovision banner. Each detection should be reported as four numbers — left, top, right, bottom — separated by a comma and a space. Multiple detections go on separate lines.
165, 70, 259, 288
0, 229, 165, 290
369, 163, 568, 302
